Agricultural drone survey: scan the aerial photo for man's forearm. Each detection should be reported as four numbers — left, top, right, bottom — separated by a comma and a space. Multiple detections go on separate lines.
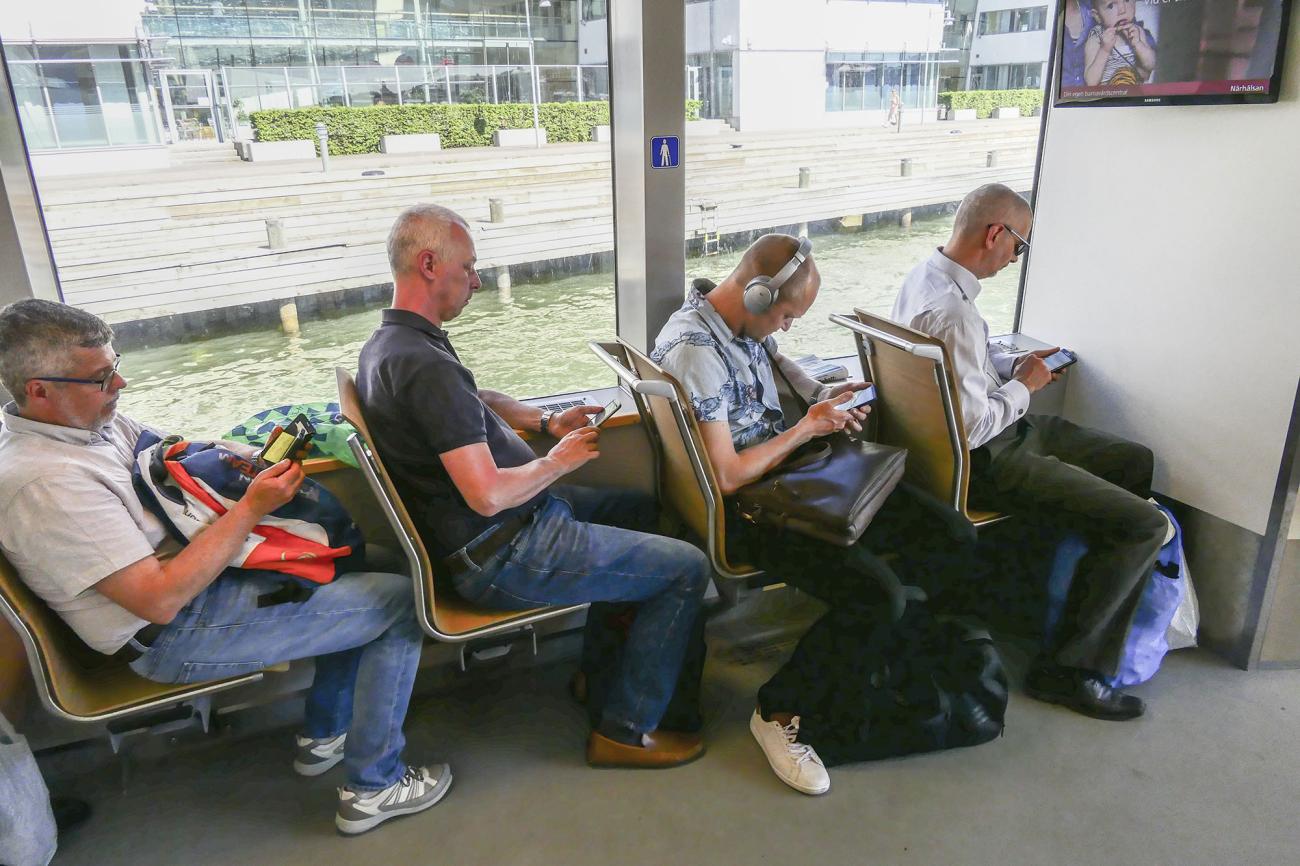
726, 424, 812, 491
478, 457, 569, 515
480, 389, 542, 432
154, 502, 264, 615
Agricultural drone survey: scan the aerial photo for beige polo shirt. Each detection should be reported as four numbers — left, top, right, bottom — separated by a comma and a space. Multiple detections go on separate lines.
0, 405, 181, 654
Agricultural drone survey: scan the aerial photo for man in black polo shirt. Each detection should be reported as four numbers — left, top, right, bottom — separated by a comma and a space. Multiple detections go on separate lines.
358, 204, 711, 768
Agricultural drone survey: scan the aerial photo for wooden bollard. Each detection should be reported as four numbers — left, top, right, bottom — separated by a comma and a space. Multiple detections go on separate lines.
265, 218, 286, 250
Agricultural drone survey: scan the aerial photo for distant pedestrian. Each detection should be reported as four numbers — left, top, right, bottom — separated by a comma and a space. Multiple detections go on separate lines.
887, 88, 901, 128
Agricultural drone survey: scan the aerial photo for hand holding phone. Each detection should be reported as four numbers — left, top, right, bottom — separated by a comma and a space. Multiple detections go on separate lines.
838, 384, 878, 412
588, 399, 621, 428
1042, 349, 1077, 373
258, 414, 316, 465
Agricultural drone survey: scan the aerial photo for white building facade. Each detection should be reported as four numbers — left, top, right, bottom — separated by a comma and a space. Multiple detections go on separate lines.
966, 0, 1051, 90
581, 0, 947, 131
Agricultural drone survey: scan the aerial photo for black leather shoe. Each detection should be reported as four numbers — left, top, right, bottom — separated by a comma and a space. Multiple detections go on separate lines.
1025, 663, 1145, 721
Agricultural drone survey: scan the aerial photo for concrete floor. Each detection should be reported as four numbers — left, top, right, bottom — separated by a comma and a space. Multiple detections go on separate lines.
45, 632, 1300, 866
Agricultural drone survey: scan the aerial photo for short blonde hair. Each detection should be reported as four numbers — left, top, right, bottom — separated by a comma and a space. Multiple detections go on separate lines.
387, 204, 470, 276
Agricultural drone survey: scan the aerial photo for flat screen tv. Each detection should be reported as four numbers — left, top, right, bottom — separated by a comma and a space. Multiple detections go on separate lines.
1055, 0, 1293, 106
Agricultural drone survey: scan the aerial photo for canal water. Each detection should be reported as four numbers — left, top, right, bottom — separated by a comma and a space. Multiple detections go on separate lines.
117, 213, 1022, 437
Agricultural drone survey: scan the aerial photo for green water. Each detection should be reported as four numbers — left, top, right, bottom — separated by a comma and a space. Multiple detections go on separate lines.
117, 213, 1021, 437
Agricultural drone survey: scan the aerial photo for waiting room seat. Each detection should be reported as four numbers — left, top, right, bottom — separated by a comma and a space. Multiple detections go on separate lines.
587, 340, 761, 581
830, 310, 1008, 530
334, 368, 585, 642
0, 552, 262, 725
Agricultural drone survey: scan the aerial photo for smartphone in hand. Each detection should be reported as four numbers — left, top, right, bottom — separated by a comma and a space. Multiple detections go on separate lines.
1043, 349, 1077, 373
258, 414, 315, 465
588, 399, 622, 428
838, 384, 878, 411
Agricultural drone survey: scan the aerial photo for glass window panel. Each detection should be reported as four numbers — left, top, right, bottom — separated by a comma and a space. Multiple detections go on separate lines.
42, 61, 109, 147
8, 61, 58, 150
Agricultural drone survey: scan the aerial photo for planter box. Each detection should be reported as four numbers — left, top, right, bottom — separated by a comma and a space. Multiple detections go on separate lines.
991, 106, 1022, 119
380, 133, 442, 154
244, 140, 316, 162
952, 108, 978, 121
590, 124, 611, 142
493, 128, 547, 147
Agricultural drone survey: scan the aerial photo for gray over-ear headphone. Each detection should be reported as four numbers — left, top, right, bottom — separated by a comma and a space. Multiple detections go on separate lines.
743, 237, 813, 314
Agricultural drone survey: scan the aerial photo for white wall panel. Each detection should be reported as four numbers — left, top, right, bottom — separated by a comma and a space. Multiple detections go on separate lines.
1020, 10, 1300, 535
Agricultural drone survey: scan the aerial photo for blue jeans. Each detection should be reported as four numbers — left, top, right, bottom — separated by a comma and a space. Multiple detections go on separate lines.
130, 570, 423, 792
450, 486, 711, 735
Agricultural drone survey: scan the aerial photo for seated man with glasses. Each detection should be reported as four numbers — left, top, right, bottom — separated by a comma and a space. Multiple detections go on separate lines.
0, 299, 450, 836
891, 183, 1168, 722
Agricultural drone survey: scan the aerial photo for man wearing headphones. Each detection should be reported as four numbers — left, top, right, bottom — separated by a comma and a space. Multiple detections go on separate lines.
653, 234, 900, 797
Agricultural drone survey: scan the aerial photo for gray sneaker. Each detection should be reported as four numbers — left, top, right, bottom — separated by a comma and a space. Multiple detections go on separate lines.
335, 764, 453, 836
293, 733, 346, 777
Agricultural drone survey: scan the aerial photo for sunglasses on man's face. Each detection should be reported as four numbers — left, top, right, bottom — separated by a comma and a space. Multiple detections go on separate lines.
29, 353, 122, 393
994, 223, 1031, 257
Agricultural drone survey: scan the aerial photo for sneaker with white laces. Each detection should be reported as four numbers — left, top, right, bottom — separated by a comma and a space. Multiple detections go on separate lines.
293, 733, 347, 777
335, 764, 453, 836
749, 710, 830, 796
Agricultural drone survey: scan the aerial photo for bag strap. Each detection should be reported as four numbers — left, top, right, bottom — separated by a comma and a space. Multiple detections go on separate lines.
762, 343, 813, 416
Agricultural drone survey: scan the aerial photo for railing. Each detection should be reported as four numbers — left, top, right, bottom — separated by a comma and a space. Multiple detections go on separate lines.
141, 11, 572, 44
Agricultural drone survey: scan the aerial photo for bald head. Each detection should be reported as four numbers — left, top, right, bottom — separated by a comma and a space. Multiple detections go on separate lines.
387, 203, 470, 277
731, 233, 816, 307
952, 184, 1031, 243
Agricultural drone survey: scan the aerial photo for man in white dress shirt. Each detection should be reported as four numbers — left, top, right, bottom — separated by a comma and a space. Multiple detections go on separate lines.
892, 184, 1167, 721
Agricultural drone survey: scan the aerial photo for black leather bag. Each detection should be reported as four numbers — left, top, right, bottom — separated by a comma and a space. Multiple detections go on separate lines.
730, 346, 907, 547
733, 434, 906, 546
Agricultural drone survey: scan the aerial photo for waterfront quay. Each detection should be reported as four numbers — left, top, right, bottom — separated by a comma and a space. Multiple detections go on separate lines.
35, 118, 1038, 336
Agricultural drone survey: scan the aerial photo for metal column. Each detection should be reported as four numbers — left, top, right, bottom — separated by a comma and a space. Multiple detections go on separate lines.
609, 0, 686, 353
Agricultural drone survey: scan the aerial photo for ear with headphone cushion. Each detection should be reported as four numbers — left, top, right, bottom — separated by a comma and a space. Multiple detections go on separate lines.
742, 237, 813, 314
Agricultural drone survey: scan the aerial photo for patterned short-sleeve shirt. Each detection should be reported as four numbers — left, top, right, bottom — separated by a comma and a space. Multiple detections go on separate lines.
652, 285, 785, 450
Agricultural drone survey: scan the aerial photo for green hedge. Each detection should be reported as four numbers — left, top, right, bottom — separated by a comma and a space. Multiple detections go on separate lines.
937, 89, 1043, 119
685, 99, 702, 121
251, 100, 699, 155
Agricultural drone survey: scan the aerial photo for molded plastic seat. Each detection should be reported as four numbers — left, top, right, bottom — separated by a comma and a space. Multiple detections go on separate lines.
0, 553, 261, 724
588, 340, 760, 580
830, 310, 1008, 530
335, 367, 585, 641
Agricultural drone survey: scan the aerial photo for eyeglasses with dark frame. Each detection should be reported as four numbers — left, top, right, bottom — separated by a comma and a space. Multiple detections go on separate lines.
991, 223, 1031, 257
29, 354, 122, 393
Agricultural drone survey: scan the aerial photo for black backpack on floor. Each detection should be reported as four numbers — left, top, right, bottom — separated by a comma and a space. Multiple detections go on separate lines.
793, 605, 1009, 767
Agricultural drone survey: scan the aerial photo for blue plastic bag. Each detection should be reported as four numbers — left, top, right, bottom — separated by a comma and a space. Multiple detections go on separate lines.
1043, 503, 1186, 688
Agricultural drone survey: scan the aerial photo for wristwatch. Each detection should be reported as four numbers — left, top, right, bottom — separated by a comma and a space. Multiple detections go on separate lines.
540, 410, 555, 436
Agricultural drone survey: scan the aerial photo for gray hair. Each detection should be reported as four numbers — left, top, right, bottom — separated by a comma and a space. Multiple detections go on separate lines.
386, 204, 470, 277
953, 183, 1031, 240
0, 299, 114, 405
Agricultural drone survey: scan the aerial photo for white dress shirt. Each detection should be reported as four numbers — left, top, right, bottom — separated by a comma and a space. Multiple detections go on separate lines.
891, 249, 1030, 449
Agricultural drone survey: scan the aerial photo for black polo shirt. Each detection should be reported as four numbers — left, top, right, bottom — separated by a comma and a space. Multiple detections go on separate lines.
356, 308, 548, 557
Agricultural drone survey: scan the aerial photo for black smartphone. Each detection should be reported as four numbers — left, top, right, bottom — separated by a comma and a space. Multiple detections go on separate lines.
258, 413, 316, 465
840, 384, 878, 411
589, 399, 622, 428
1043, 349, 1078, 373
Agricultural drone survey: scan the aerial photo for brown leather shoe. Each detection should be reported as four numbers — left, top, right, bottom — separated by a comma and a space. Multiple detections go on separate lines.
586, 730, 706, 769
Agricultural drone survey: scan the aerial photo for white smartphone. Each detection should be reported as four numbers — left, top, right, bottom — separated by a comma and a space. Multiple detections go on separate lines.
589, 399, 622, 428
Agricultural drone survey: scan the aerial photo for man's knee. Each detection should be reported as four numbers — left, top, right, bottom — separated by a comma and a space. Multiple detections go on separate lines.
670, 541, 713, 598
341, 571, 420, 635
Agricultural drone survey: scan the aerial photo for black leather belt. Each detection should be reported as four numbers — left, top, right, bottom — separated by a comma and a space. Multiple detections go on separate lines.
440, 508, 537, 579
115, 622, 166, 663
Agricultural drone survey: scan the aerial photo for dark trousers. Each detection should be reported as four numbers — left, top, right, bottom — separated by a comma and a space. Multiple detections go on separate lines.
971, 415, 1167, 678
726, 512, 909, 717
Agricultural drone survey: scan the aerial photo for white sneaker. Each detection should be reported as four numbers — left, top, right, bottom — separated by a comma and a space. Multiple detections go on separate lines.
336, 764, 453, 836
749, 711, 830, 795
293, 733, 346, 777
